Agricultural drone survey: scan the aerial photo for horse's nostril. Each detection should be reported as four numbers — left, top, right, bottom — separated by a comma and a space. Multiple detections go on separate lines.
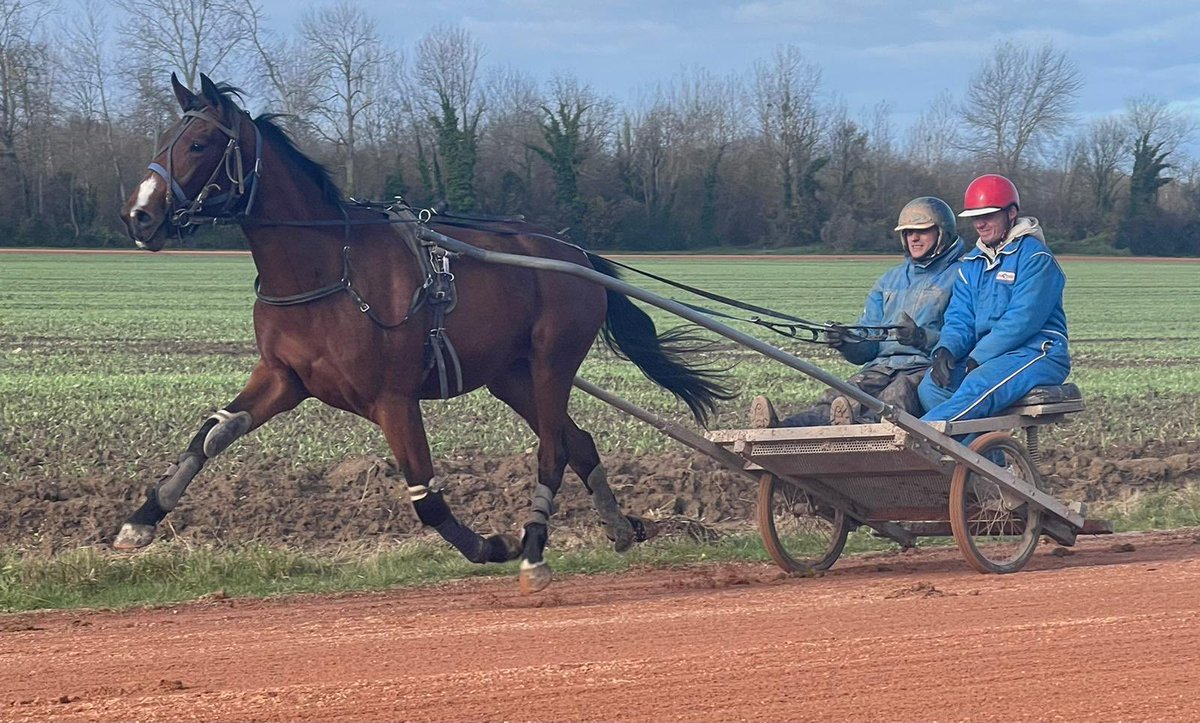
133, 209, 152, 226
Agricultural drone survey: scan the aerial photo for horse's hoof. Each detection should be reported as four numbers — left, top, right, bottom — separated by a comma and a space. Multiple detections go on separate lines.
487, 533, 523, 562
518, 560, 552, 594
607, 516, 636, 553
113, 523, 156, 551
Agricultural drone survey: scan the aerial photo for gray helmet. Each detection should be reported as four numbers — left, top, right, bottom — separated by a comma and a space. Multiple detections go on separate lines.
894, 196, 957, 257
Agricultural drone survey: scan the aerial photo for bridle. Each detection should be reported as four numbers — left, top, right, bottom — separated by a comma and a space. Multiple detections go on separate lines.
148, 107, 262, 229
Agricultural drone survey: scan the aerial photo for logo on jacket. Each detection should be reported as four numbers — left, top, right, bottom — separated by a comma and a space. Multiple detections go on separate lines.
996, 271, 1016, 282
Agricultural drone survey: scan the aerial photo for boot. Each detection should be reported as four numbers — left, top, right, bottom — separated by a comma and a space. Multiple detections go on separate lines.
749, 395, 779, 429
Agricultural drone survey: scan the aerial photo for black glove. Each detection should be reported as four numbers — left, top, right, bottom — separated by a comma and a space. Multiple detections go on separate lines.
825, 324, 852, 349
930, 347, 955, 388
965, 357, 980, 374
894, 312, 927, 350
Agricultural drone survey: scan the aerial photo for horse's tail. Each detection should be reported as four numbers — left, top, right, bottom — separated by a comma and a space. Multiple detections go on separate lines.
586, 253, 737, 427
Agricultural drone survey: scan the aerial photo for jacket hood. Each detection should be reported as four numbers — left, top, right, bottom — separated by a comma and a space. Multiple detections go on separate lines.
966, 216, 1043, 265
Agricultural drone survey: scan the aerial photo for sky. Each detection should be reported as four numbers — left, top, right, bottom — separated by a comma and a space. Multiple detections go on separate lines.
254, 0, 1200, 155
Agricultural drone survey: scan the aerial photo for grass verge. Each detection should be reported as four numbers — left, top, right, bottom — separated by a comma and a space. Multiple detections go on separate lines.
0, 532, 784, 613
4, 486, 1199, 614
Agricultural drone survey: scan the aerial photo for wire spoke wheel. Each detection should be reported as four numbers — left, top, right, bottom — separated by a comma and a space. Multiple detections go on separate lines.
757, 473, 851, 573
949, 432, 1045, 574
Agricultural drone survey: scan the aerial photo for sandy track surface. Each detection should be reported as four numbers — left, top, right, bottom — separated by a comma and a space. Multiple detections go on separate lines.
3, 530, 1200, 722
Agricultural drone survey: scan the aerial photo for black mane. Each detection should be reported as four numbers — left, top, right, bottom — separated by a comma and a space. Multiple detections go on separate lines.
211, 84, 344, 208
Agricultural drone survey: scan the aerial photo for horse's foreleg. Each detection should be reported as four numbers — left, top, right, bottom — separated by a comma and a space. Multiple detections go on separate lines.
379, 400, 520, 565
113, 363, 307, 550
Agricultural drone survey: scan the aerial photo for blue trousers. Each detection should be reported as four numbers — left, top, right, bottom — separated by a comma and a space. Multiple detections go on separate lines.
919, 340, 1070, 423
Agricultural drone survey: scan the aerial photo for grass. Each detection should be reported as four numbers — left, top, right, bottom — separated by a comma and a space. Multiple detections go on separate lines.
2, 251, 1199, 612
4, 484, 1195, 613
0, 533, 784, 612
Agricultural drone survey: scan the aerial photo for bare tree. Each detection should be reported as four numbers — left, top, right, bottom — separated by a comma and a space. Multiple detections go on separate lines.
617, 93, 678, 238
479, 66, 545, 213
59, 0, 126, 204
959, 41, 1082, 176
1124, 94, 1197, 161
1080, 116, 1127, 219
0, 0, 52, 222
663, 67, 743, 246
114, 0, 258, 87
300, 0, 393, 196
907, 89, 961, 168
751, 44, 826, 245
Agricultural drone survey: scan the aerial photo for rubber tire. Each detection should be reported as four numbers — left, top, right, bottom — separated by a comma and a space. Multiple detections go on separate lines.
757, 473, 851, 573
949, 432, 1044, 574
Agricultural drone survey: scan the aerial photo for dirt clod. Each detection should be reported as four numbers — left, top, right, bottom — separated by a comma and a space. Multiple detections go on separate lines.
885, 581, 946, 599
1111, 542, 1137, 553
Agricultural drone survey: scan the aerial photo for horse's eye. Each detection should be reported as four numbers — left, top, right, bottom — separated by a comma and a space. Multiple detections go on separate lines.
189, 141, 205, 152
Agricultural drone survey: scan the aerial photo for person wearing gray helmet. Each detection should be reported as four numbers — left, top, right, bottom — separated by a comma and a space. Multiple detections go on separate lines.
750, 197, 967, 427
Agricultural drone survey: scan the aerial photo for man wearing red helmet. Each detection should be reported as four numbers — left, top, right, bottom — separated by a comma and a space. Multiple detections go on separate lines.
751, 196, 966, 428
918, 174, 1070, 424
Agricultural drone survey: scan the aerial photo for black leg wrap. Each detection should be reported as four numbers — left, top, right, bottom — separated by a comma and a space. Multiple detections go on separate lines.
433, 516, 489, 564
126, 488, 168, 527
522, 522, 548, 564
412, 492, 452, 528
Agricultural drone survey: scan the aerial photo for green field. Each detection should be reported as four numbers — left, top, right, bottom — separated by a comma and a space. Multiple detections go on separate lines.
2, 251, 1200, 611
3, 251, 1199, 477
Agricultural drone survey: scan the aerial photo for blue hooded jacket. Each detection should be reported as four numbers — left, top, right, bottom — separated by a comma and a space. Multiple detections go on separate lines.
934, 217, 1069, 365
851, 236, 966, 370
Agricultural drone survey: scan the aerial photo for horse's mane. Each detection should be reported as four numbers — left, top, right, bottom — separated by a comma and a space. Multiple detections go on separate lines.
210, 83, 344, 208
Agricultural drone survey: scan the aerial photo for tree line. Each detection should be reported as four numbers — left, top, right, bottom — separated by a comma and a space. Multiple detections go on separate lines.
2, 0, 1198, 255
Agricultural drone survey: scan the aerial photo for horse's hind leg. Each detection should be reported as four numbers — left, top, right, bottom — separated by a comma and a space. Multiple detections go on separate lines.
562, 423, 658, 552
377, 399, 521, 565
113, 363, 307, 550
490, 368, 655, 554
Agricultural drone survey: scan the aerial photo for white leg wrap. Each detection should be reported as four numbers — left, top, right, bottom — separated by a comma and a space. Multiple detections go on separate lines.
203, 409, 253, 458
407, 477, 444, 503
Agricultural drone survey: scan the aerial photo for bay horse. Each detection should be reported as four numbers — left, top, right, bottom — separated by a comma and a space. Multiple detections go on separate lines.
117, 73, 732, 592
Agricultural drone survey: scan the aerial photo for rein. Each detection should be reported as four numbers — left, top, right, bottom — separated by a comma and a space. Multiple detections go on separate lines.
591, 255, 898, 345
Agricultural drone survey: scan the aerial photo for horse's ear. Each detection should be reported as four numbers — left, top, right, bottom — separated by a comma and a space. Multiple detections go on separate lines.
199, 73, 222, 109
171, 72, 198, 111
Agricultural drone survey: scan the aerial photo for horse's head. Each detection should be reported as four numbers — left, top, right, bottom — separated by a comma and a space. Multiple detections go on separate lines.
121, 73, 260, 251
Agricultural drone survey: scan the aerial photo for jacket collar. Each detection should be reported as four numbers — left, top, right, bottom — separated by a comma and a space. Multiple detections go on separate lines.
912, 236, 965, 272
964, 217, 1042, 269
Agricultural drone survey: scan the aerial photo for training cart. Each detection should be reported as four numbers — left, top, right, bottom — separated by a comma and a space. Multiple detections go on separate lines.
421, 228, 1112, 575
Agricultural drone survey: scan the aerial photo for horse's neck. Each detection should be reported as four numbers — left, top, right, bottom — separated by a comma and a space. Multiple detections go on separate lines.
240, 145, 352, 297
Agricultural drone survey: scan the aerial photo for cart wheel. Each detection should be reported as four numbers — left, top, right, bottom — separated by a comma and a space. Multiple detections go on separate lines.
949, 432, 1045, 574
757, 473, 851, 573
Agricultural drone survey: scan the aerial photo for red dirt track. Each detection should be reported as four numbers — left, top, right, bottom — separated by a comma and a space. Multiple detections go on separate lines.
4, 531, 1200, 722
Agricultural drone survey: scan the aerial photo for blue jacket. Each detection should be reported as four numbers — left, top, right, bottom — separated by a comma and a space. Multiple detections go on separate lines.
934, 217, 1069, 365
852, 237, 966, 370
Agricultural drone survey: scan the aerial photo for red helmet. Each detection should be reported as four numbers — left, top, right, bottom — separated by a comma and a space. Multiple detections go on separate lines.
959, 174, 1020, 218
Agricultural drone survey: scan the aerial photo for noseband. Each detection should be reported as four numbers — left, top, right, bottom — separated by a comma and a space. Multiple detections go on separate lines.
148, 108, 262, 227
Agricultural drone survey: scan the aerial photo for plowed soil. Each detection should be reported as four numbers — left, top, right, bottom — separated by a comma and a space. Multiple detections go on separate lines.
6, 443, 1200, 554
3, 529, 1200, 722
